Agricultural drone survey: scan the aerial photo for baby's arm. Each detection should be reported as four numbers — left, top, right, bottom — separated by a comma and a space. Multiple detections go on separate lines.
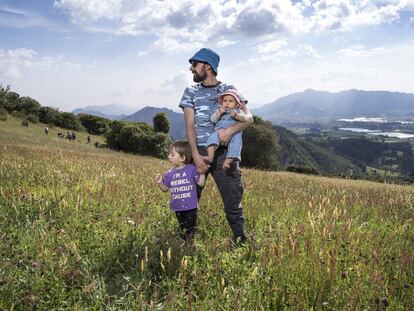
231, 109, 253, 122
197, 173, 206, 187
210, 107, 226, 124
155, 173, 169, 192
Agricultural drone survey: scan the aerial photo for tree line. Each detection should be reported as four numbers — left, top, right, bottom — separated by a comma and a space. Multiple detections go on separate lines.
0, 85, 279, 170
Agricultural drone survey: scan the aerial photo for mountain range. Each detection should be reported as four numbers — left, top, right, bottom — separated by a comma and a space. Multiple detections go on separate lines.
253, 89, 414, 122
73, 103, 136, 120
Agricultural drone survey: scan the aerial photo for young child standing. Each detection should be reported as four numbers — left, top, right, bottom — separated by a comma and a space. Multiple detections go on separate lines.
204, 89, 252, 169
155, 141, 206, 241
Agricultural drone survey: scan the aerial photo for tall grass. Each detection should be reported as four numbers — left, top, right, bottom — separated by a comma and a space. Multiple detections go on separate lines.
1, 117, 413, 309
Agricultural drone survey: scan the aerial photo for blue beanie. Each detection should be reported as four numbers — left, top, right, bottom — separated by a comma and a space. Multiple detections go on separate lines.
189, 48, 220, 74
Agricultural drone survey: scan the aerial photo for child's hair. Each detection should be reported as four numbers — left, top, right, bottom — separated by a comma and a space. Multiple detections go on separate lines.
170, 140, 192, 164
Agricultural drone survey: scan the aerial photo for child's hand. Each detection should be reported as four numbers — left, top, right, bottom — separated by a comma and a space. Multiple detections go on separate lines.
155, 173, 163, 184
230, 110, 237, 118
218, 106, 226, 114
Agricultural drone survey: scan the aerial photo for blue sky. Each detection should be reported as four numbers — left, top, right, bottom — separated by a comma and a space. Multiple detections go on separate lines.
1, 0, 414, 113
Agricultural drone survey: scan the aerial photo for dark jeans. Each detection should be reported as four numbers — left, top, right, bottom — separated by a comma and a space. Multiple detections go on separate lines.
175, 209, 198, 241
198, 146, 246, 241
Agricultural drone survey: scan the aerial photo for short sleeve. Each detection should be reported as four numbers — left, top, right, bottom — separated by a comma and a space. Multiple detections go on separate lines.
179, 86, 195, 110
162, 170, 172, 188
190, 164, 200, 183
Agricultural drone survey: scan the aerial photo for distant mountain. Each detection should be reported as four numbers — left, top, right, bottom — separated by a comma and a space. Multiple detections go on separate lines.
253, 89, 414, 122
123, 106, 185, 140
73, 104, 135, 120
273, 125, 361, 176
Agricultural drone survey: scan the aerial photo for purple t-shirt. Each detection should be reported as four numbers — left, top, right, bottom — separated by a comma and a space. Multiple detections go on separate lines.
162, 164, 200, 211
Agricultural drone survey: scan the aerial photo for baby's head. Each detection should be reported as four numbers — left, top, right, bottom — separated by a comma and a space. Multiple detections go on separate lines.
169, 140, 192, 165
218, 89, 244, 109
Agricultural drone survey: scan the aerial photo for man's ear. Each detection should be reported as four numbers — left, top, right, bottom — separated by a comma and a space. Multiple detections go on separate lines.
204, 63, 212, 72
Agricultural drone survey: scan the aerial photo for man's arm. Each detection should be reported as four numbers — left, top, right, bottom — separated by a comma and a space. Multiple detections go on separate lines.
217, 106, 254, 145
183, 108, 209, 173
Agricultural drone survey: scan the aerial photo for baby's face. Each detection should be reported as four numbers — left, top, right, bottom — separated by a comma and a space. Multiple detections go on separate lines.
221, 95, 238, 109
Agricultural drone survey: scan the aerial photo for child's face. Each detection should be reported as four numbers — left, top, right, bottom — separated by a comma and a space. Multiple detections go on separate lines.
168, 147, 186, 167
221, 95, 238, 109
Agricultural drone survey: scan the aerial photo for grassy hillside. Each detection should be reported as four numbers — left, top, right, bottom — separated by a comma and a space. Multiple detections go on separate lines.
1, 117, 413, 309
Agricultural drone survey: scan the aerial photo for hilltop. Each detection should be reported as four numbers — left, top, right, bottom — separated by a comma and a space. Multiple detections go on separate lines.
1, 117, 413, 309
253, 89, 414, 122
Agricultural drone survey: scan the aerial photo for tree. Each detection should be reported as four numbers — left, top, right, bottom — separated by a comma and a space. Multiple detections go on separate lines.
241, 116, 279, 170
153, 112, 170, 134
78, 113, 110, 135
39, 107, 60, 124
19, 97, 41, 115
54, 112, 84, 131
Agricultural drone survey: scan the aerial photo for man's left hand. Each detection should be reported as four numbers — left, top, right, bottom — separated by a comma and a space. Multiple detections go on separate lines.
217, 128, 232, 146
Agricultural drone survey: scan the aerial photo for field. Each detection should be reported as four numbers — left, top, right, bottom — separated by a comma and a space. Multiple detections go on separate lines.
1, 117, 413, 310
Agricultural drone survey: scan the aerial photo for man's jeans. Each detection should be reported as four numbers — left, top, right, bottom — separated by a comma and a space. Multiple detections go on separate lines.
197, 146, 246, 240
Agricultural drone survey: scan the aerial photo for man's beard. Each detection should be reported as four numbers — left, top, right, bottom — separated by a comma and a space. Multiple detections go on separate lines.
193, 68, 207, 83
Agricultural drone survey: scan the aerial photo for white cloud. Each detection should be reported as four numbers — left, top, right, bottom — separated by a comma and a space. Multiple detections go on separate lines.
216, 39, 237, 48
151, 37, 201, 54
0, 48, 83, 81
148, 71, 190, 94
336, 45, 385, 58
53, 0, 407, 42
256, 39, 288, 54
53, 0, 122, 21
297, 44, 322, 59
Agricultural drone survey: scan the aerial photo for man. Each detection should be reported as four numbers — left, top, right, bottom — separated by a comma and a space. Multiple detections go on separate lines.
179, 48, 253, 244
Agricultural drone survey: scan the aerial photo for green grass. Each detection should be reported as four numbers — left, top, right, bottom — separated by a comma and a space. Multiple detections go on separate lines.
1, 117, 413, 310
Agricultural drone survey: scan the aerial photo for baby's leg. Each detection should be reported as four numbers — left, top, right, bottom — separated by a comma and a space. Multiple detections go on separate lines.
223, 157, 234, 170
204, 132, 220, 164
202, 145, 216, 163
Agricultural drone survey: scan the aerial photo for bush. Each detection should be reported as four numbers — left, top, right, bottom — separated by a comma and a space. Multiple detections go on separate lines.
153, 113, 170, 134
0, 107, 7, 121
54, 112, 84, 131
286, 164, 319, 175
26, 114, 39, 124
21, 119, 29, 126
106, 122, 171, 158
39, 107, 59, 124
78, 113, 110, 135
242, 116, 279, 170
11, 110, 26, 118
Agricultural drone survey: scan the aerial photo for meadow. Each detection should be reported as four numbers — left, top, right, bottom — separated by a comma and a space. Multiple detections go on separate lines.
1, 117, 413, 310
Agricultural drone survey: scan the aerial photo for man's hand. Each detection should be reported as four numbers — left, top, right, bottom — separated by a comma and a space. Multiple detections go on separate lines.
217, 128, 233, 146
193, 152, 210, 174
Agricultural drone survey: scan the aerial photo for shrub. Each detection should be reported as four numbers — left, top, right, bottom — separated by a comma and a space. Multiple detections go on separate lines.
39, 107, 59, 124
0, 107, 7, 121
153, 113, 170, 134
26, 114, 39, 124
21, 119, 29, 126
286, 164, 319, 175
54, 112, 84, 131
242, 116, 279, 170
11, 110, 26, 118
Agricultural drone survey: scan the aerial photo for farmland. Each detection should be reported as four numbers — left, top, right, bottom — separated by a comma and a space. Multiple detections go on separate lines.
1, 117, 413, 310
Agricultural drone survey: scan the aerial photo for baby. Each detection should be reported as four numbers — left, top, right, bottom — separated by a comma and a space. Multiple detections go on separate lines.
204, 89, 252, 169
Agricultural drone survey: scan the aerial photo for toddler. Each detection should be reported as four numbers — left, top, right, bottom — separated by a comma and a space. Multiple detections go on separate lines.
155, 141, 206, 241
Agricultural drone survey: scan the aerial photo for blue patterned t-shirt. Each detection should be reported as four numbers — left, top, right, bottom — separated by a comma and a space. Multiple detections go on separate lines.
179, 82, 247, 146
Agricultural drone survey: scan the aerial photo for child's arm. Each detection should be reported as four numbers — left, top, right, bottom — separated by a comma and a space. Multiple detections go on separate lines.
231, 109, 253, 122
155, 173, 169, 192
197, 173, 206, 187
210, 107, 226, 124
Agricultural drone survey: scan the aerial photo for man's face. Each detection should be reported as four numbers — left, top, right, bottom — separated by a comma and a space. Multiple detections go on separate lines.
190, 61, 207, 83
